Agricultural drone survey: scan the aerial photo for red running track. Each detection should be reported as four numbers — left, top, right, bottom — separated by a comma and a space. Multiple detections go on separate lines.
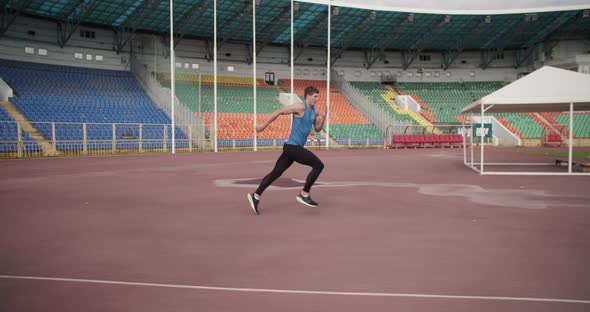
0, 148, 589, 311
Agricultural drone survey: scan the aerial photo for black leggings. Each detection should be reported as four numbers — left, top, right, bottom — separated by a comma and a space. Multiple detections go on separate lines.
256, 144, 324, 195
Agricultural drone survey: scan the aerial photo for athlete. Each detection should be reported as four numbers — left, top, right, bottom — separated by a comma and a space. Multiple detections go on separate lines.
247, 86, 326, 214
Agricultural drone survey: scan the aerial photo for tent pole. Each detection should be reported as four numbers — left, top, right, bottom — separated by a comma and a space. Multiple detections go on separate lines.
568, 102, 573, 173
480, 103, 484, 174
470, 113, 474, 167
462, 119, 466, 165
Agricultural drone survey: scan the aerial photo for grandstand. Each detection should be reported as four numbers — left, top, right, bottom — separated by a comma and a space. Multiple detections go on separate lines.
156, 75, 384, 146
0, 1, 588, 158
158, 76, 325, 146
0, 59, 190, 155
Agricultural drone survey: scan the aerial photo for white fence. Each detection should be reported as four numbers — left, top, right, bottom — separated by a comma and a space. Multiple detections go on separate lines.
0, 121, 205, 159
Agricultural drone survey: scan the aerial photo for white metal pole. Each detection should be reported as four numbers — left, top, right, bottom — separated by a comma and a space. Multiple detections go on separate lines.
290, 0, 294, 104
568, 102, 573, 173
253, 0, 257, 151
470, 114, 474, 167
170, 0, 175, 154
154, 35, 157, 77
462, 120, 466, 165
326, 2, 331, 150
214, 0, 218, 152
198, 72, 201, 117
480, 103, 484, 174
290, 0, 294, 131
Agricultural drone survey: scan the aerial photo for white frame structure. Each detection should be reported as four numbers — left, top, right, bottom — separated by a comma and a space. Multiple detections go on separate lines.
461, 67, 590, 176
462, 102, 590, 176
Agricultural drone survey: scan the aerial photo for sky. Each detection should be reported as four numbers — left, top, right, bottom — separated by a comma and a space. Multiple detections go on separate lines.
306, 0, 590, 11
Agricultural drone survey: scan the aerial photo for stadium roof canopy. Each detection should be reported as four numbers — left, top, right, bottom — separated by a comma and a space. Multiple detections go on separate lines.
2, 1, 590, 67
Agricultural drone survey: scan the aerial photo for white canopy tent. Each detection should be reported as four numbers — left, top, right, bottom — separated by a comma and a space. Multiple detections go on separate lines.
461, 66, 590, 176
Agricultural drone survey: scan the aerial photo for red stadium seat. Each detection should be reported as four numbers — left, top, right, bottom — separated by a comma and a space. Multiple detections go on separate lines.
419, 135, 426, 146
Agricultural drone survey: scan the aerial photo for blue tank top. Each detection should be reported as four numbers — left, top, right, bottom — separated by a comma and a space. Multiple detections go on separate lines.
286, 103, 316, 146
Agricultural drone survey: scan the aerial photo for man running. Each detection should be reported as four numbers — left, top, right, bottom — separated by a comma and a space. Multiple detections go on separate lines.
247, 86, 326, 214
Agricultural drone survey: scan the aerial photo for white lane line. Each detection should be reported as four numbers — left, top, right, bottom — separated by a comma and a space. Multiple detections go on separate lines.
1, 275, 588, 304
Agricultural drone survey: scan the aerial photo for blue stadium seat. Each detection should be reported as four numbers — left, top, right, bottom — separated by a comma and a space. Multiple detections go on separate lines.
0, 59, 187, 151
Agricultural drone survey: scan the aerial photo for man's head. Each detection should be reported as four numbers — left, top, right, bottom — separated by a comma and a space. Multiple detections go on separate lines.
304, 86, 320, 106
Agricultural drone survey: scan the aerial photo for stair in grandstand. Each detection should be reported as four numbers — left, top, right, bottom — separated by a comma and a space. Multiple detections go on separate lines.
394, 89, 437, 123
529, 112, 557, 134
495, 116, 524, 138
538, 112, 572, 138
349, 82, 414, 126
383, 84, 398, 96
352, 82, 440, 133
386, 84, 432, 111
379, 86, 440, 134
0, 101, 55, 156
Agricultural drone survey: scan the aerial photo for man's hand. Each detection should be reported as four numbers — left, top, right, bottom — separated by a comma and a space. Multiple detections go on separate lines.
315, 111, 327, 132
316, 111, 326, 124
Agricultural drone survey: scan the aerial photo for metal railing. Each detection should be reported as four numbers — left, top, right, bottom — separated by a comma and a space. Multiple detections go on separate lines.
0, 121, 206, 159
1, 119, 396, 158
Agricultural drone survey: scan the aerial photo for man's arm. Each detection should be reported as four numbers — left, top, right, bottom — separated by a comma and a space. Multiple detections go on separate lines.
257, 103, 304, 133
314, 111, 327, 132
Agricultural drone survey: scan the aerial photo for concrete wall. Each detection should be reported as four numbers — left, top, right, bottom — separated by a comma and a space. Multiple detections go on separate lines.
544, 39, 590, 71
1, 14, 587, 83
0, 16, 129, 71
135, 34, 519, 82
576, 54, 590, 74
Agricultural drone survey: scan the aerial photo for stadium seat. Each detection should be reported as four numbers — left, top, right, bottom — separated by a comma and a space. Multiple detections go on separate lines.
0, 59, 188, 150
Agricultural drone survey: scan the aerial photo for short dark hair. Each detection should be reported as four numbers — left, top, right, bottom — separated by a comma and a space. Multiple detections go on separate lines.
304, 86, 320, 98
